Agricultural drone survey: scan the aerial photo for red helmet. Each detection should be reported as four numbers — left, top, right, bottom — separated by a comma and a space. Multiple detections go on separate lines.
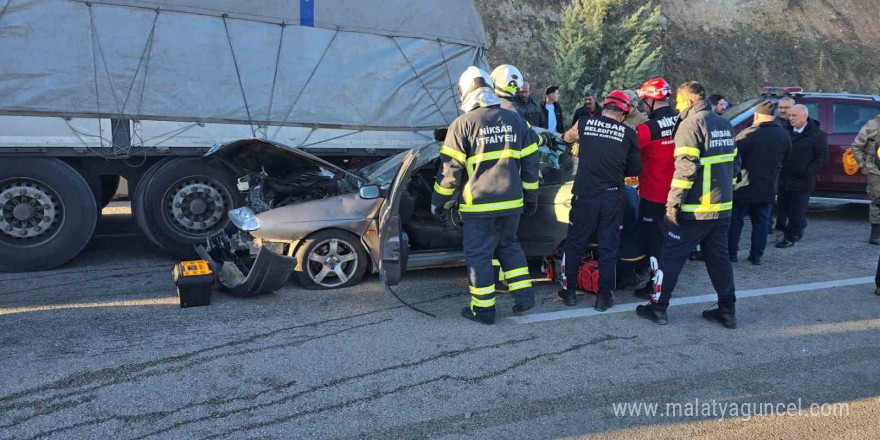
601, 90, 633, 114
637, 77, 672, 100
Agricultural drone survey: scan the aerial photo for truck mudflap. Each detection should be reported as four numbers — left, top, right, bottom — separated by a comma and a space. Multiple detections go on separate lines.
196, 245, 296, 297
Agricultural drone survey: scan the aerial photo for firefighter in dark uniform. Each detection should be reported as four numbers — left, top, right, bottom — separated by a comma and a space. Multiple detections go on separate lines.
558, 90, 642, 312
636, 81, 741, 328
432, 66, 548, 325
633, 78, 678, 298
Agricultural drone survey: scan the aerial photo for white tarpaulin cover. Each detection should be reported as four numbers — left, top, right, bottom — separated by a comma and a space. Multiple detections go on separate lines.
0, 0, 488, 133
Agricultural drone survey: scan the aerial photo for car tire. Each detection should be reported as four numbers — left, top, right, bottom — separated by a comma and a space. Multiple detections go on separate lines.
0, 157, 98, 272
293, 229, 369, 290
135, 157, 243, 257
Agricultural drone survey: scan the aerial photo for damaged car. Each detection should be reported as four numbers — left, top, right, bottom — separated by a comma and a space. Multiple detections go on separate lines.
199, 138, 576, 294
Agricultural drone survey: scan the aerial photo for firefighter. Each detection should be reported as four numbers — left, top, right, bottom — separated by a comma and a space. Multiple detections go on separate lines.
636, 81, 740, 328
432, 66, 542, 325
632, 78, 678, 299
490, 65, 528, 118
558, 90, 642, 311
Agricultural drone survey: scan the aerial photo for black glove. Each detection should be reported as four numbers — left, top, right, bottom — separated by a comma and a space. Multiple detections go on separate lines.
525, 200, 538, 217
431, 204, 443, 217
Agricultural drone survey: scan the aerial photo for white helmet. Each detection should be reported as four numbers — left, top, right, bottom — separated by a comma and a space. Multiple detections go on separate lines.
490, 65, 524, 97
457, 66, 494, 99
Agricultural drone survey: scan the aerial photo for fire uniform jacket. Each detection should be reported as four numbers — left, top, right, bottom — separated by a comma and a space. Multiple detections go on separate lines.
636, 106, 678, 204
432, 105, 540, 218
564, 115, 641, 195
667, 100, 741, 220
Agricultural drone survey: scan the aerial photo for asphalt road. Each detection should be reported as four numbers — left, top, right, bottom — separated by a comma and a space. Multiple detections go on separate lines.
1, 201, 879, 439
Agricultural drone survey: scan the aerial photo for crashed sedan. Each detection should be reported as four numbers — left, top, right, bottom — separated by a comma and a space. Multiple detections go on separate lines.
199, 138, 576, 294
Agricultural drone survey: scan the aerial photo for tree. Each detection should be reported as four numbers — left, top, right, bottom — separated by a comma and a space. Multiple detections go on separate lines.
552, 0, 663, 120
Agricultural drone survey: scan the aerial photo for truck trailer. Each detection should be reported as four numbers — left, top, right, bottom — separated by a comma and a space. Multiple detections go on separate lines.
0, 0, 488, 271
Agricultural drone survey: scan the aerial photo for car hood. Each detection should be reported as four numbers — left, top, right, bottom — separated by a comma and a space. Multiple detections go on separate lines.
204, 138, 367, 183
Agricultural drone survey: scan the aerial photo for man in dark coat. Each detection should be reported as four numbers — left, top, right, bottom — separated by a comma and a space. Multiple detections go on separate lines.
776, 104, 829, 248
516, 81, 546, 129
571, 87, 601, 128
728, 101, 791, 264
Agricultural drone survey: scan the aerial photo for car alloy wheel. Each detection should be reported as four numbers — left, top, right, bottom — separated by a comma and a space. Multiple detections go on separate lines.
306, 237, 360, 288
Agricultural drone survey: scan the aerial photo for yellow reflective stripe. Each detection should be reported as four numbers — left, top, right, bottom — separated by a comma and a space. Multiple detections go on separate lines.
670, 179, 693, 189
469, 285, 495, 296
463, 181, 473, 205
467, 149, 519, 165
433, 182, 455, 196
440, 145, 467, 163
503, 267, 529, 279
681, 202, 733, 213
522, 180, 539, 190
504, 85, 518, 95
521, 143, 539, 157
492, 259, 501, 266
471, 296, 497, 308
460, 198, 524, 213
701, 153, 737, 165
507, 280, 532, 291
702, 163, 712, 205
733, 178, 738, 185
674, 146, 701, 157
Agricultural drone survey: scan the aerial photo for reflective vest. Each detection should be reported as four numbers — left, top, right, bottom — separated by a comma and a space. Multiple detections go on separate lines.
667, 100, 740, 220
432, 105, 540, 218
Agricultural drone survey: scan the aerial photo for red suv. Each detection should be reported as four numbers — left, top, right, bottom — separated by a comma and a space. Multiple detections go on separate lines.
724, 87, 880, 200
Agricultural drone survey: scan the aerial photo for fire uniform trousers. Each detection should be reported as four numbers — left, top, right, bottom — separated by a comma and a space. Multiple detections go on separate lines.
432, 105, 540, 320
657, 100, 740, 311
636, 106, 678, 261
561, 115, 641, 297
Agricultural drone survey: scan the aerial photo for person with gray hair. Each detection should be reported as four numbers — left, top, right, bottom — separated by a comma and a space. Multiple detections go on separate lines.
776, 104, 828, 248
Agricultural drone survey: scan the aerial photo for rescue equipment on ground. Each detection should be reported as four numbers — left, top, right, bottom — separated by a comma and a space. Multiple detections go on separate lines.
649, 256, 663, 304
172, 260, 213, 308
543, 249, 600, 294
842, 148, 859, 176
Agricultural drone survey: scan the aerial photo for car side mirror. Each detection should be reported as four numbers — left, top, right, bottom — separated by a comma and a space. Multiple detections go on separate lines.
359, 184, 382, 200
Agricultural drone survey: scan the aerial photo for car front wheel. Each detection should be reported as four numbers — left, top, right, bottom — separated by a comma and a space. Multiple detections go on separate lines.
293, 230, 368, 290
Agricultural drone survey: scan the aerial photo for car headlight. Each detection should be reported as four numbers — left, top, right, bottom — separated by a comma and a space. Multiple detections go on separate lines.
228, 207, 262, 231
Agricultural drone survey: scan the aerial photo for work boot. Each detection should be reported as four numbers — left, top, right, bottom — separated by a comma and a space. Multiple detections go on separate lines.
747, 254, 762, 265
557, 289, 578, 306
636, 303, 668, 325
870, 224, 880, 245
689, 250, 704, 261
512, 303, 534, 316
461, 306, 495, 325
594, 293, 613, 312
775, 240, 795, 248
702, 303, 737, 329
633, 280, 653, 299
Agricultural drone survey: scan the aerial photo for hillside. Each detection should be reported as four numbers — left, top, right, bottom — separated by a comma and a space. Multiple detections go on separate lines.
473, 0, 880, 102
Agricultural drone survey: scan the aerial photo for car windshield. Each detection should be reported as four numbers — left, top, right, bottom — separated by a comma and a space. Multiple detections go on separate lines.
358, 143, 440, 185
722, 98, 762, 121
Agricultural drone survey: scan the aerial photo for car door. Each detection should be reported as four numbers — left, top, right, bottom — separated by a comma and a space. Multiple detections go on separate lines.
819, 99, 876, 195
377, 148, 421, 289
517, 148, 575, 257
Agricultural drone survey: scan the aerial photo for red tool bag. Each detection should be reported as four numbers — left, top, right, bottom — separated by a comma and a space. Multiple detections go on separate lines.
576, 258, 600, 294
543, 249, 600, 294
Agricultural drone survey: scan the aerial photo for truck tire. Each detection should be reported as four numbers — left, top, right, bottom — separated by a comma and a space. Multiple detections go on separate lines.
136, 157, 242, 257
131, 157, 176, 233
0, 157, 98, 272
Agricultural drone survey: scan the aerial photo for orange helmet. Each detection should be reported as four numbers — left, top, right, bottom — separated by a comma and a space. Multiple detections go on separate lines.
637, 77, 672, 100
601, 90, 633, 114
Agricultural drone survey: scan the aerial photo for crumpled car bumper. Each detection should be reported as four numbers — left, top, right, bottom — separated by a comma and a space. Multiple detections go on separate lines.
196, 245, 296, 297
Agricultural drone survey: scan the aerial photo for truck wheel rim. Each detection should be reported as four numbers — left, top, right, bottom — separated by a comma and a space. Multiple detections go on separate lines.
306, 238, 359, 288
165, 178, 228, 234
0, 178, 64, 246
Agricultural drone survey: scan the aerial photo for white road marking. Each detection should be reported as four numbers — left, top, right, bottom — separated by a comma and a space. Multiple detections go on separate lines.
508, 276, 875, 324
